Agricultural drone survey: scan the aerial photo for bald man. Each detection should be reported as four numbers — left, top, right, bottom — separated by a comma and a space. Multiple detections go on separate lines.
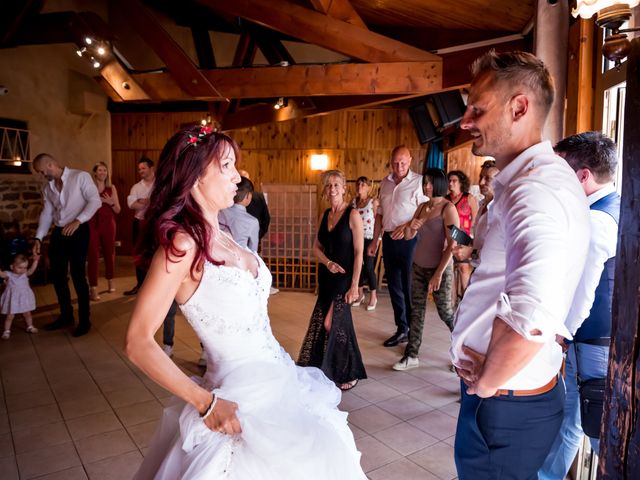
32, 153, 101, 337
368, 145, 427, 347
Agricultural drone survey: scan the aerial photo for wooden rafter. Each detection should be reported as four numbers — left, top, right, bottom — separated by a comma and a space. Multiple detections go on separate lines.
115, 0, 225, 100
191, 26, 216, 69
132, 61, 442, 100
308, 0, 367, 29
221, 94, 419, 130
196, 0, 439, 62
99, 60, 151, 101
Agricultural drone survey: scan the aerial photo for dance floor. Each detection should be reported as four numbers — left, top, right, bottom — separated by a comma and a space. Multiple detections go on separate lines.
0, 257, 459, 480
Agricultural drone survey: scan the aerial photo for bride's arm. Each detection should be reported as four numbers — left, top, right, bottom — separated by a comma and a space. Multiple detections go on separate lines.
126, 239, 207, 407
125, 236, 240, 433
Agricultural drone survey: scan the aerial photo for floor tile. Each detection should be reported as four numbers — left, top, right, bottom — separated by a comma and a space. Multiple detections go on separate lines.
355, 435, 401, 473
380, 372, 431, 393
65, 411, 123, 441
0, 456, 19, 480
348, 405, 403, 434
9, 404, 62, 432
126, 420, 159, 449
114, 400, 163, 427
407, 385, 459, 408
372, 422, 439, 456
377, 394, 435, 421
351, 380, 400, 404
104, 386, 154, 409
368, 457, 440, 480
85, 451, 143, 480
408, 410, 458, 440
0, 433, 14, 458
74, 429, 137, 464
409, 442, 458, 480
15, 441, 81, 480
32, 466, 88, 480
12, 421, 71, 454
5, 388, 56, 413
58, 394, 112, 421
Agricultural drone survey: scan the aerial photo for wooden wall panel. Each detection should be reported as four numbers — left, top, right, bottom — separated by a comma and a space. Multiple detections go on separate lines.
111, 109, 427, 253
445, 144, 486, 184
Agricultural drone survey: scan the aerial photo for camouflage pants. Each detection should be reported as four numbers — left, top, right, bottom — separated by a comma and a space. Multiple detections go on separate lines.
404, 263, 454, 359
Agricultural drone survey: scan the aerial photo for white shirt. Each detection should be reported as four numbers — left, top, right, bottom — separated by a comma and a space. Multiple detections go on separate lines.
450, 141, 591, 390
564, 184, 618, 336
36, 167, 101, 240
378, 170, 428, 231
127, 179, 154, 220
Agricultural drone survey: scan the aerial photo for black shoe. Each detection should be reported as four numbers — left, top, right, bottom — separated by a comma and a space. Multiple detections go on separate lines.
43, 317, 74, 331
383, 331, 409, 347
72, 323, 91, 337
124, 286, 140, 296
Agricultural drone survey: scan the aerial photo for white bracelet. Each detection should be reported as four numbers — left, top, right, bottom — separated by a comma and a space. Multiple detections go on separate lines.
201, 394, 217, 420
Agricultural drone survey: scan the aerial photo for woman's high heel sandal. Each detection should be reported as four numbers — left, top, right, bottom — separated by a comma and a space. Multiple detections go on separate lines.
366, 300, 377, 311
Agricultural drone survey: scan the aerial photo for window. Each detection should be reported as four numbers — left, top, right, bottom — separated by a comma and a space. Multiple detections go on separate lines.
0, 118, 31, 174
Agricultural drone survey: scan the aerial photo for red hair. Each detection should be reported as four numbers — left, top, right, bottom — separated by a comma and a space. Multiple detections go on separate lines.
137, 126, 240, 277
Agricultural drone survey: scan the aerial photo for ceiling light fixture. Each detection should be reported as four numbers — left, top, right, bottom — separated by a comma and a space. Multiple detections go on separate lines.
273, 97, 287, 110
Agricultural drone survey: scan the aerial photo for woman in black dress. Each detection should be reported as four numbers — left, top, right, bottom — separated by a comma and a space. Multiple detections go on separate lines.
298, 170, 367, 391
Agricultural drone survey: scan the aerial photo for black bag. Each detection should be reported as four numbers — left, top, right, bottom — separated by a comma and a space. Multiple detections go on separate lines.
579, 377, 606, 439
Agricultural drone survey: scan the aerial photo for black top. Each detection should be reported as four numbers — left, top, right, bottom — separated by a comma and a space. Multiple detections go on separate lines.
317, 206, 354, 299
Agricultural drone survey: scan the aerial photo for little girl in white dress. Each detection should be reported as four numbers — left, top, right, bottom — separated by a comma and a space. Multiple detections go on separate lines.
1, 253, 40, 339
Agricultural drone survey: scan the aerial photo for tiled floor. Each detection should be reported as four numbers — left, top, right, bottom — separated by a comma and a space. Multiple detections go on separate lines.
0, 259, 460, 479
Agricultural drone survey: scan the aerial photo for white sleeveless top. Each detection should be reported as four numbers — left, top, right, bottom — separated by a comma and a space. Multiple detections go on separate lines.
352, 198, 375, 240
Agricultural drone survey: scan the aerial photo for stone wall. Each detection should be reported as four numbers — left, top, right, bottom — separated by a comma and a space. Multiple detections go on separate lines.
0, 174, 43, 241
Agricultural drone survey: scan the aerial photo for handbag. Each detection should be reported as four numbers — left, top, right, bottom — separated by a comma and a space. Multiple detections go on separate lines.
575, 339, 609, 439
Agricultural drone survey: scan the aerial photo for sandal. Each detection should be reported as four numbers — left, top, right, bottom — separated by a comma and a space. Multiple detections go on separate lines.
1, 330, 10, 340
352, 295, 365, 307
90, 287, 101, 301
366, 300, 377, 311
338, 379, 359, 391
26, 326, 38, 334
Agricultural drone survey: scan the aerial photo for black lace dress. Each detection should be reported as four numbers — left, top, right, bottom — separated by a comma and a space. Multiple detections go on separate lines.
297, 207, 367, 384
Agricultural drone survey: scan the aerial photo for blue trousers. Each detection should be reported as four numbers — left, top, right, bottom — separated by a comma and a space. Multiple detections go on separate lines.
455, 379, 564, 480
538, 343, 609, 479
381, 233, 417, 333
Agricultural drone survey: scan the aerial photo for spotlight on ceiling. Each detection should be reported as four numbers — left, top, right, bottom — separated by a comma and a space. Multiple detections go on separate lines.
273, 97, 288, 110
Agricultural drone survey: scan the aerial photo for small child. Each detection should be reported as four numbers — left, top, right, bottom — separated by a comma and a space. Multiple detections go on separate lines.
1, 253, 40, 339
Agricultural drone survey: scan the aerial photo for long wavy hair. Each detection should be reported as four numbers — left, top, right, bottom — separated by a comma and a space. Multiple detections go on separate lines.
92, 161, 111, 188
137, 126, 240, 278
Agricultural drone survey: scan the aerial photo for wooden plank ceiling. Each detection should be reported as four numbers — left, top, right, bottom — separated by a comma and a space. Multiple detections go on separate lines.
1, 0, 535, 130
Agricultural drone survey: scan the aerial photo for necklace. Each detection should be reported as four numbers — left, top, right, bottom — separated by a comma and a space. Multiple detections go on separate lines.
328, 201, 347, 230
214, 229, 241, 261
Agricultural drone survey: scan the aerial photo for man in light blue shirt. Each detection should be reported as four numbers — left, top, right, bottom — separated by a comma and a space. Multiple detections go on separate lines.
219, 177, 259, 252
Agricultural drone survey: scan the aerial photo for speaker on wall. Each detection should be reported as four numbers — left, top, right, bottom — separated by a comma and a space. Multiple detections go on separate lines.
408, 90, 466, 145
408, 104, 439, 145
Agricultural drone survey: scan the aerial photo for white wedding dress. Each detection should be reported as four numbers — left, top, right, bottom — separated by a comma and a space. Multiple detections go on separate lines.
135, 254, 367, 480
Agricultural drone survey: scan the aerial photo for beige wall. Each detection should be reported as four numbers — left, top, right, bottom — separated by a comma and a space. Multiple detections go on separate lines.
0, 44, 111, 173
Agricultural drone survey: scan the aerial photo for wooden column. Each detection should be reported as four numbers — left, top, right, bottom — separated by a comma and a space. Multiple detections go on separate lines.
599, 37, 640, 479
565, 18, 595, 135
534, 0, 569, 143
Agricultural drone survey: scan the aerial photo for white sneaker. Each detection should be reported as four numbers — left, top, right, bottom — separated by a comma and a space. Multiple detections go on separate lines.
392, 356, 419, 371
269, 287, 280, 295
162, 344, 173, 357
198, 350, 208, 367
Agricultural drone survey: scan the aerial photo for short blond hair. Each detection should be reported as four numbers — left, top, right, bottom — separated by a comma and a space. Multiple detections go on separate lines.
321, 169, 346, 189
471, 50, 555, 120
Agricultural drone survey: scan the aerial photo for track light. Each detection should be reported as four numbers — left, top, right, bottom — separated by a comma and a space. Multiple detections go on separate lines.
85, 37, 93, 45
274, 97, 288, 110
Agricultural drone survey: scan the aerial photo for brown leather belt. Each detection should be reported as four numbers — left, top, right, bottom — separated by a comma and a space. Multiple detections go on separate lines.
494, 375, 558, 397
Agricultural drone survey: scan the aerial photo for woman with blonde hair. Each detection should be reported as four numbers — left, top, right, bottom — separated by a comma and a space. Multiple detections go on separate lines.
298, 169, 367, 391
88, 162, 120, 300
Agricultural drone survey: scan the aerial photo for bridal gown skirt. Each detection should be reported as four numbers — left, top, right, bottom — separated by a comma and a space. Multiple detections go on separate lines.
135, 360, 367, 480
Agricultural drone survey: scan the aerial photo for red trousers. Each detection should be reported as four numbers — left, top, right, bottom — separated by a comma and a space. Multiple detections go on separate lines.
88, 211, 116, 286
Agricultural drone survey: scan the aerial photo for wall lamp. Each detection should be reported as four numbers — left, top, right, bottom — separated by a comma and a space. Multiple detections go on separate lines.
310, 154, 329, 171
573, 0, 640, 66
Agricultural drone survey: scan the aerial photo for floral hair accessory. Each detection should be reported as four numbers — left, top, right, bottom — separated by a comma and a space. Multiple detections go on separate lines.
186, 126, 214, 147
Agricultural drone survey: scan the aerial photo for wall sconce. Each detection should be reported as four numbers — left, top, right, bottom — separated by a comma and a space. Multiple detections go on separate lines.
310, 154, 329, 171
573, 0, 640, 66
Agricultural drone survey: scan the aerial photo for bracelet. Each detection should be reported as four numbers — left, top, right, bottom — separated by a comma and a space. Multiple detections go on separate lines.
326, 260, 333, 268
201, 394, 217, 420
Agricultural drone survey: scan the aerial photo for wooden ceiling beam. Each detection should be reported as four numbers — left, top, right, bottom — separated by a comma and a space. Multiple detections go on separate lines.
132, 61, 442, 100
221, 94, 417, 130
196, 0, 439, 62
191, 26, 216, 69
308, 0, 367, 29
99, 60, 151, 101
114, 0, 225, 100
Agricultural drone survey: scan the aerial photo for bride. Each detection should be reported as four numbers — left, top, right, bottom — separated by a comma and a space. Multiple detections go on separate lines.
125, 126, 367, 479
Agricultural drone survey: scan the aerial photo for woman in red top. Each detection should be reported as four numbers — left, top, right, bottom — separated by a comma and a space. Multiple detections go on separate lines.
446, 170, 478, 305
88, 162, 121, 300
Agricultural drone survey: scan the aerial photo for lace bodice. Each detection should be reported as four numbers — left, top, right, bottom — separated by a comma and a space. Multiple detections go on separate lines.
179, 255, 289, 381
